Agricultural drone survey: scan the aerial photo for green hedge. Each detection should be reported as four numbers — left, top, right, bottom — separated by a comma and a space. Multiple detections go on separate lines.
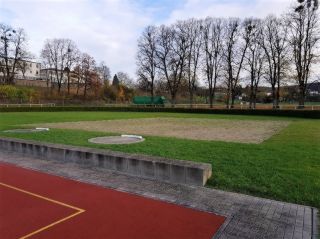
0, 106, 319, 118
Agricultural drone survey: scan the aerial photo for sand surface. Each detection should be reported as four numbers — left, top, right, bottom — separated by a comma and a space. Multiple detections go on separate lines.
35, 118, 290, 144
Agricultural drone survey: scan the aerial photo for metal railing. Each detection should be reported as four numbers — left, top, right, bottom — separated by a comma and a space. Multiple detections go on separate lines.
0, 103, 319, 110
0, 103, 55, 107
99, 103, 320, 110
171, 104, 320, 110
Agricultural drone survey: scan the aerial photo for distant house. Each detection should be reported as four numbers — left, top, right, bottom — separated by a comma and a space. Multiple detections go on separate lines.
40, 68, 83, 88
0, 57, 41, 82
307, 81, 320, 96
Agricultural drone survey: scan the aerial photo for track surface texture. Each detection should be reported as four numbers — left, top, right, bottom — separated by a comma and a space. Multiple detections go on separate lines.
0, 163, 225, 239
0, 151, 318, 239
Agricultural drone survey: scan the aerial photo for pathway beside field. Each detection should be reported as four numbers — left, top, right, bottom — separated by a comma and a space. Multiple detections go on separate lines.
0, 151, 318, 239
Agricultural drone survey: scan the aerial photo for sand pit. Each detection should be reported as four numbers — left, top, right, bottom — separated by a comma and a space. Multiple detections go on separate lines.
34, 118, 289, 144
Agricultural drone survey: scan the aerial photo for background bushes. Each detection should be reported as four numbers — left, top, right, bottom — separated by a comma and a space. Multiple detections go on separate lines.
0, 85, 40, 104
0, 106, 319, 119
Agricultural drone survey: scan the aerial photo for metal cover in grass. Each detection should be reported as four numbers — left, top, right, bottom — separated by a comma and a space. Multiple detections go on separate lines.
4, 128, 50, 133
88, 135, 144, 145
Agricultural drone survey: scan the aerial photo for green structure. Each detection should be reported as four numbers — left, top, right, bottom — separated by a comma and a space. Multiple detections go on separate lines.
133, 96, 166, 106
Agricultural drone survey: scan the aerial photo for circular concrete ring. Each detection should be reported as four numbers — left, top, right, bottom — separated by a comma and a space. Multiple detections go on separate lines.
3, 128, 50, 133
88, 135, 145, 145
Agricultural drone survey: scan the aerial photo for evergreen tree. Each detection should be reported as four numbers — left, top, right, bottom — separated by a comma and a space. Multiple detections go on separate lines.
112, 74, 120, 86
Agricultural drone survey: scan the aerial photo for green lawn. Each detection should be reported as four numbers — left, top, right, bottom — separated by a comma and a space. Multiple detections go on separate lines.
0, 111, 319, 208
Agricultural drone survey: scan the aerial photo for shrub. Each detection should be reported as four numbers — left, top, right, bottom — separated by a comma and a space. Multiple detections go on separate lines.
0, 85, 40, 103
0, 106, 319, 118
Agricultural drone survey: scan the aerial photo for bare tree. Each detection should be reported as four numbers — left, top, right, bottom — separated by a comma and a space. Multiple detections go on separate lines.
41, 38, 77, 92
223, 18, 250, 108
96, 61, 111, 84
261, 16, 289, 109
202, 18, 224, 108
0, 24, 30, 84
80, 53, 96, 98
135, 3, 319, 107
244, 18, 265, 109
185, 19, 203, 107
156, 24, 189, 106
288, 0, 319, 107
81, 53, 96, 98
73, 64, 83, 96
117, 71, 135, 88
65, 41, 80, 94
136, 25, 157, 103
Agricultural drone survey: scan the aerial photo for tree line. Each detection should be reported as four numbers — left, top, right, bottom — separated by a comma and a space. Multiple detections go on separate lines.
41, 38, 115, 100
136, 0, 319, 108
0, 26, 136, 101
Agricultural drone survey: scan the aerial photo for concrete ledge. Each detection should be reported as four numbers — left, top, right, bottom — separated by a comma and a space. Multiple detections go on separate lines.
0, 137, 212, 186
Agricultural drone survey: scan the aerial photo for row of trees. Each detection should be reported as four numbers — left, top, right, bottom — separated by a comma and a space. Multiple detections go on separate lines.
136, 0, 319, 108
0, 25, 137, 102
41, 39, 137, 101
41, 38, 112, 96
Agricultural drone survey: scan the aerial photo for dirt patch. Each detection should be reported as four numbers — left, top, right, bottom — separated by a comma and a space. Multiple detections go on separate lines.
34, 118, 289, 144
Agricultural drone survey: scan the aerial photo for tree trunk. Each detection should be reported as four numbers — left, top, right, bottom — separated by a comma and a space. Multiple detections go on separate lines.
189, 91, 194, 108
231, 92, 236, 109
226, 91, 230, 109
253, 85, 258, 109
276, 77, 280, 109
171, 93, 176, 107
209, 90, 213, 108
249, 83, 254, 109
67, 72, 70, 95
272, 85, 277, 109
298, 84, 305, 108
150, 81, 154, 106
58, 83, 62, 93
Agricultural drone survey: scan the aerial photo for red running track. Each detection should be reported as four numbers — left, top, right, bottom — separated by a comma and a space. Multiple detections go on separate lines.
0, 163, 225, 239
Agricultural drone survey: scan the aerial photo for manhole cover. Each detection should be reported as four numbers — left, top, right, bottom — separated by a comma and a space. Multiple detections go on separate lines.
3, 128, 50, 133
88, 135, 144, 145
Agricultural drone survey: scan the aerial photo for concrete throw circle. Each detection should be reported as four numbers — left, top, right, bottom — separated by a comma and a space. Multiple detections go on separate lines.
88, 135, 144, 145
3, 128, 50, 133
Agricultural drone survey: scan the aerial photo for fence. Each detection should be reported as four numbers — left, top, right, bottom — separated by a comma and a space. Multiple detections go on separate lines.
98, 103, 320, 111
0, 103, 55, 108
1, 103, 319, 110
172, 104, 320, 111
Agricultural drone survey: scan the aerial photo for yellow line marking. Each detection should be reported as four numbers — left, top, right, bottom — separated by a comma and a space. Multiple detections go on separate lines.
19, 210, 84, 239
0, 182, 85, 239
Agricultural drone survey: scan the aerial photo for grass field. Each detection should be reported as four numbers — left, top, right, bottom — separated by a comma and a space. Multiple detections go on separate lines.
0, 111, 319, 208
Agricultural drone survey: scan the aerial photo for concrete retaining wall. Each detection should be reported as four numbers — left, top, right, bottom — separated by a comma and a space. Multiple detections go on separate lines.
0, 137, 212, 186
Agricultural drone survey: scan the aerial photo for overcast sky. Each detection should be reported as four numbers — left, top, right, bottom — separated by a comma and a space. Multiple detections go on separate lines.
0, 0, 294, 78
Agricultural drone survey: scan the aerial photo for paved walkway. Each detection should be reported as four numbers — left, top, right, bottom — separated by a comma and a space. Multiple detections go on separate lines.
0, 151, 318, 239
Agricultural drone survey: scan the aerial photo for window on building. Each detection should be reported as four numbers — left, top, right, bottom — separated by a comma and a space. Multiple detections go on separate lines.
36, 71, 38, 75
30, 71, 32, 74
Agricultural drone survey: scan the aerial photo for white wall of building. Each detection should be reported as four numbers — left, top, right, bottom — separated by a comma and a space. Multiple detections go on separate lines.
0, 57, 41, 80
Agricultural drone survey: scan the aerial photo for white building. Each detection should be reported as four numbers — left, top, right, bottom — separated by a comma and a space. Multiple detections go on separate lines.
40, 68, 78, 83
40, 68, 66, 83
0, 57, 41, 81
